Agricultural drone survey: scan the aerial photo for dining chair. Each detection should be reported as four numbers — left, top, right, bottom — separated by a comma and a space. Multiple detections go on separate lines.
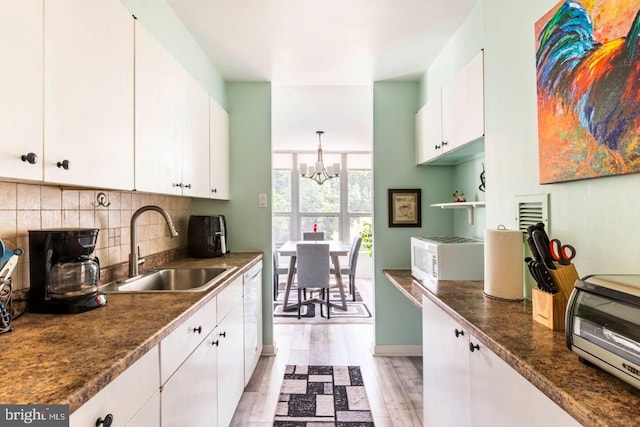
273, 244, 292, 301
303, 231, 325, 241
330, 236, 362, 301
296, 243, 331, 319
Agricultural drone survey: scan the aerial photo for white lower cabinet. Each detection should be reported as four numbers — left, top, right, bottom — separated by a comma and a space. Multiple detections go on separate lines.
70, 345, 159, 427
422, 295, 580, 427
243, 261, 263, 385
216, 279, 246, 427
161, 328, 218, 427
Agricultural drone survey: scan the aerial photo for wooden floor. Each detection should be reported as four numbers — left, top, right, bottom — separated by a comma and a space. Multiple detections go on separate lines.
231, 323, 424, 426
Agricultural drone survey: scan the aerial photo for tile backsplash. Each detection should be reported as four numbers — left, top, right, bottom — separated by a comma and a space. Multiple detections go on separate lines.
0, 181, 191, 291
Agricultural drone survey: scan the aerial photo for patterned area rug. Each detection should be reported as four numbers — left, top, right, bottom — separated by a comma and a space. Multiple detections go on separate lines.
274, 365, 375, 426
273, 288, 372, 323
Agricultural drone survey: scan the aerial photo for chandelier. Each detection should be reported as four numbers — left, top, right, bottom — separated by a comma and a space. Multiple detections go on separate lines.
299, 131, 340, 185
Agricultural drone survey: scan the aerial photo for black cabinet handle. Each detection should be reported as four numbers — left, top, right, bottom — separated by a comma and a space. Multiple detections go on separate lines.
21, 152, 38, 164
95, 414, 113, 427
57, 159, 70, 170
211, 188, 217, 193
442, 141, 448, 146
434, 144, 441, 150
193, 326, 202, 334
469, 342, 480, 352
219, 331, 226, 338
172, 182, 183, 188
184, 183, 192, 189
455, 329, 464, 337
212, 340, 219, 346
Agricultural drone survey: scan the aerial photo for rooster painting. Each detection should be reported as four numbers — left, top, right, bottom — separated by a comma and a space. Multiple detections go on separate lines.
535, 0, 640, 183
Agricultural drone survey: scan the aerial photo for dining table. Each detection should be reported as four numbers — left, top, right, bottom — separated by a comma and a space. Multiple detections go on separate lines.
277, 240, 350, 312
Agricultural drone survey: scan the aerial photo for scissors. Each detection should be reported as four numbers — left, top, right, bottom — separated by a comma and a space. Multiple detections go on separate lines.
549, 239, 576, 265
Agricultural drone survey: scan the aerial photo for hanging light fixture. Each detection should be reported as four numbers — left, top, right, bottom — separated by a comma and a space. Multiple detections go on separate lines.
299, 131, 340, 185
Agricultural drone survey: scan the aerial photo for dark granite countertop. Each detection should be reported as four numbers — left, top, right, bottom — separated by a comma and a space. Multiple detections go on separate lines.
384, 269, 640, 427
0, 252, 263, 413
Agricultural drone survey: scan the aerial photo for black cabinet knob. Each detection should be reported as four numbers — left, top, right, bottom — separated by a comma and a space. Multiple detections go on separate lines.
442, 141, 448, 146
193, 326, 202, 334
95, 413, 113, 427
434, 144, 441, 150
57, 159, 70, 170
212, 340, 219, 346
469, 342, 480, 352
211, 188, 217, 193
172, 182, 183, 188
21, 152, 38, 164
454, 329, 464, 337
219, 331, 226, 338
184, 183, 192, 189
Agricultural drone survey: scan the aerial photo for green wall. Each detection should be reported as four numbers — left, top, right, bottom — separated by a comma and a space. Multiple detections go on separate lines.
372, 82, 453, 348
192, 83, 273, 344
119, 0, 226, 106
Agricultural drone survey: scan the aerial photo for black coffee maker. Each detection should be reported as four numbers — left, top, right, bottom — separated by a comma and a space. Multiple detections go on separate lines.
28, 229, 106, 313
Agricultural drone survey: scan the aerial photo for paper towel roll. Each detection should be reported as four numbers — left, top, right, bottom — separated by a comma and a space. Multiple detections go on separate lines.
484, 227, 524, 300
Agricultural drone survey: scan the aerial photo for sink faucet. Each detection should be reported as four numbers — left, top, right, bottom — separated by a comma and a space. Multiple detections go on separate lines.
129, 205, 179, 277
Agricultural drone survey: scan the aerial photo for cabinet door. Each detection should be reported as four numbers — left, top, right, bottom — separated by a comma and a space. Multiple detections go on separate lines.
44, 0, 134, 190
161, 329, 218, 427
441, 51, 484, 152
209, 97, 230, 199
0, 0, 43, 181
416, 94, 444, 164
422, 296, 470, 427
70, 346, 159, 427
179, 69, 210, 198
244, 262, 263, 385
135, 21, 183, 195
217, 301, 245, 427
468, 334, 579, 427
160, 296, 217, 385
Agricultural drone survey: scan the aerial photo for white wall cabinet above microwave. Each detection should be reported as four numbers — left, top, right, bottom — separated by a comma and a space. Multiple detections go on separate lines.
134, 21, 210, 198
44, 0, 135, 190
416, 50, 485, 166
0, 0, 43, 182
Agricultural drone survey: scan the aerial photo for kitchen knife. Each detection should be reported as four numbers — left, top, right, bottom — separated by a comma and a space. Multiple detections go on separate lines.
524, 257, 545, 289
532, 229, 556, 270
533, 260, 558, 293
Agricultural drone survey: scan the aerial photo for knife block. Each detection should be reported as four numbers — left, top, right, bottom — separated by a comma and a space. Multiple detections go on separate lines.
531, 263, 579, 331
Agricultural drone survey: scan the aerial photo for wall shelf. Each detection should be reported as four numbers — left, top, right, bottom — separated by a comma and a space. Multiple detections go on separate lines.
431, 201, 486, 225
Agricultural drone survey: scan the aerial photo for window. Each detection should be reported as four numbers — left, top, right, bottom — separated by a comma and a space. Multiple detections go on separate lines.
272, 152, 372, 244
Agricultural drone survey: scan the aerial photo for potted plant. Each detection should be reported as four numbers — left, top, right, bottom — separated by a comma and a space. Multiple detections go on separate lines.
359, 222, 373, 257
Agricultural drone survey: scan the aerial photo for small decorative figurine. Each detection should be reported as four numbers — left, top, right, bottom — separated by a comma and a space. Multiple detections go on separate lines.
453, 191, 466, 203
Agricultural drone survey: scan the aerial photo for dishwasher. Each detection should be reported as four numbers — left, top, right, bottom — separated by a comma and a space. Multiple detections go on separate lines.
243, 261, 263, 385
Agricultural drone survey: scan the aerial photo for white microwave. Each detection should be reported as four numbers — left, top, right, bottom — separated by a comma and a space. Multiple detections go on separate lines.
410, 236, 484, 283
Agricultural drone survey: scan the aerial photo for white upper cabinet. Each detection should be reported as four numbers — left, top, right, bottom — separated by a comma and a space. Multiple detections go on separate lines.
415, 93, 443, 165
135, 22, 183, 195
180, 67, 210, 199
0, 0, 43, 181
135, 21, 210, 197
417, 50, 485, 166
209, 97, 230, 200
44, 0, 134, 190
441, 50, 484, 152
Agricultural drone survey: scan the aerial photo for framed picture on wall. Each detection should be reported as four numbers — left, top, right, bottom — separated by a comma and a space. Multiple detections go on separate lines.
388, 189, 421, 227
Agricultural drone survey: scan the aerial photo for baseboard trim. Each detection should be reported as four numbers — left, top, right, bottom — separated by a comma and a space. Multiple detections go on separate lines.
371, 345, 422, 357
261, 344, 277, 357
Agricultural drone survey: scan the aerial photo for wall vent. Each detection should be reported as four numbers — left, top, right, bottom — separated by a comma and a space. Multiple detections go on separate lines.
515, 194, 549, 233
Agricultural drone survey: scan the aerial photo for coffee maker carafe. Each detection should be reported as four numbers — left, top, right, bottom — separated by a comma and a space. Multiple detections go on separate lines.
28, 229, 106, 313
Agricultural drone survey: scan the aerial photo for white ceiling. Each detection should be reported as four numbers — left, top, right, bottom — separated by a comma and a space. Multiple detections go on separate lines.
167, 0, 479, 85
166, 0, 480, 151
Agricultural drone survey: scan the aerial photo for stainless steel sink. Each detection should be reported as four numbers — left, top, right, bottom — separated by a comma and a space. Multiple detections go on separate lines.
99, 266, 236, 293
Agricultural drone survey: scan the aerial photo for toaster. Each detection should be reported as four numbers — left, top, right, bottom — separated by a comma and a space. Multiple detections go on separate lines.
566, 274, 640, 389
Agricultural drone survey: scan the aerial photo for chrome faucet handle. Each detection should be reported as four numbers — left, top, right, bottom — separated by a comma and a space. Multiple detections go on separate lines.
137, 246, 145, 266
